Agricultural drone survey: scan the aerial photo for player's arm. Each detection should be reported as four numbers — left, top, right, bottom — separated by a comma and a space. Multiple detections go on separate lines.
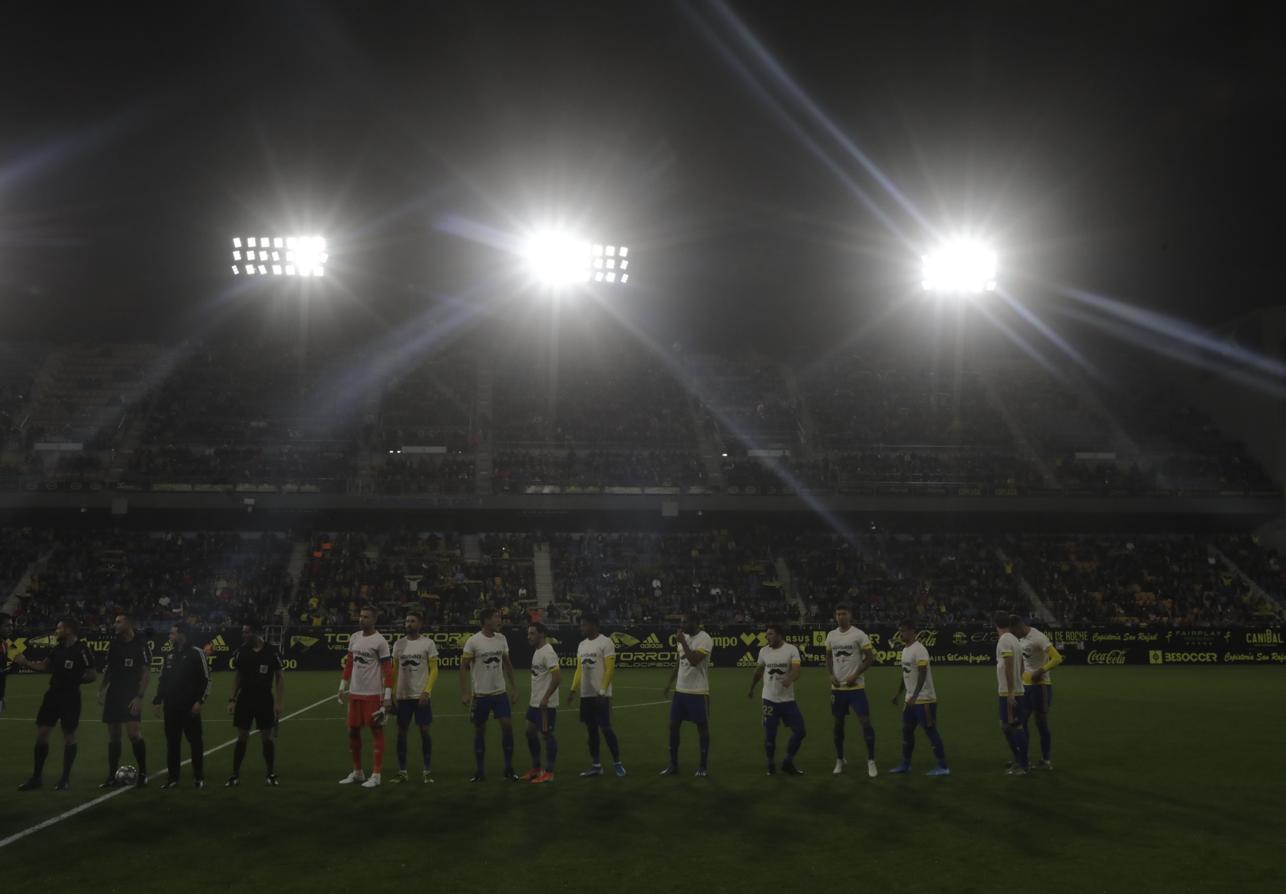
273, 664, 285, 715
826, 646, 838, 686
194, 647, 211, 713
14, 652, 48, 671
856, 642, 876, 677
599, 654, 616, 697
381, 656, 394, 709
422, 657, 439, 703
540, 664, 562, 707
890, 674, 906, 706
135, 659, 151, 715
99, 648, 112, 701
228, 666, 243, 715
1032, 644, 1064, 683
1003, 652, 1018, 718
568, 660, 582, 703
747, 665, 764, 698
676, 633, 705, 667
502, 654, 517, 704
338, 649, 354, 703
907, 665, 928, 707
459, 652, 474, 705
81, 645, 97, 684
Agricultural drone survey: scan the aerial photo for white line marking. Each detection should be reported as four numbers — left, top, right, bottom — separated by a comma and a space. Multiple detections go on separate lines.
0, 693, 335, 851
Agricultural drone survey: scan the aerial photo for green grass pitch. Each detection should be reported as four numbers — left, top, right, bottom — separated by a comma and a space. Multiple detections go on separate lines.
1, 667, 1280, 892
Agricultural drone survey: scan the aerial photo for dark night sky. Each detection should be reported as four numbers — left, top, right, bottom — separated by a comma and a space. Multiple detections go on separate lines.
0, 0, 1282, 355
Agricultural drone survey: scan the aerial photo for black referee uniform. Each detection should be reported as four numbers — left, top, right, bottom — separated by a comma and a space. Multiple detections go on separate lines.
31, 638, 95, 787
229, 641, 283, 781
102, 632, 151, 781
154, 642, 211, 785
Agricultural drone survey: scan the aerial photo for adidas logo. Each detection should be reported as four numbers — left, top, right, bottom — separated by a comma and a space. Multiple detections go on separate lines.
207, 635, 230, 652
639, 633, 663, 650
736, 652, 757, 668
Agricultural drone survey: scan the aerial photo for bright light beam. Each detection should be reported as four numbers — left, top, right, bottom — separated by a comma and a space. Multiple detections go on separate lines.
921, 239, 997, 295
521, 230, 630, 290
230, 235, 328, 277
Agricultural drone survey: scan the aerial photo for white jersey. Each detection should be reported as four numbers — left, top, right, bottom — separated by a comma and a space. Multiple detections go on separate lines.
900, 641, 937, 704
392, 636, 439, 700
462, 631, 509, 696
996, 632, 1025, 696
576, 635, 616, 697
676, 631, 714, 695
757, 643, 801, 703
529, 643, 561, 708
826, 626, 873, 690
346, 630, 391, 697
1020, 627, 1054, 685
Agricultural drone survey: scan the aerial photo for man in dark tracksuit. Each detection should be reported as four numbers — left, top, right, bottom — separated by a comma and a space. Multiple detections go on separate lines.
153, 623, 211, 790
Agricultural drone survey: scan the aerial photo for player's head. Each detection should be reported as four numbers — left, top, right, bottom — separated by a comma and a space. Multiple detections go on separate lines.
682, 611, 700, 636
992, 611, 1013, 634
898, 619, 918, 644
480, 607, 500, 633
170, 622, 189, 646
765, 621, 785, 648
834, 603, 852, 628
242, 619, 262, 643
580, 613, 600, 638
1010, 616, 1030, 636
358, 605, 377, 633
527, 621, 549, 646
0, 612, 14, 638
56, 617, 78, 642
405, 609, 424, 635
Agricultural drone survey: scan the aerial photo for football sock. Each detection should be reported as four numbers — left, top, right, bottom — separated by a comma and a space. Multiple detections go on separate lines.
33, 742, 50, 779
526, 730, 541, 770
349, 730, 363, 772
61, 743, 78, 783
668, 726, 681, 766
131, 738, 147, 775
602, 726, 620, 762
396, 729, 408, 772
108, 739, 123, 776
544, 735, 558, 773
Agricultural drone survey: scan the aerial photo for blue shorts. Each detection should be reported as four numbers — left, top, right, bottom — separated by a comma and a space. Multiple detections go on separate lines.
998, 696, 1029, 727
830, 689, 870, 718
525, 705, 558, 733
579, 696, 613, 727
1025, 685, 1053, 714
670, 692, 709, 725
396, 698, 433, 728
761, 699, 805, 730
903, 702, 938, 729
471, 693, 511, 724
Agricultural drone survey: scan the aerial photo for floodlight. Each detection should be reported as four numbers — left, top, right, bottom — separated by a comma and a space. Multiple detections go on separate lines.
520, 231, 632, 289
921, 239, 997, 294
229, 235, 328, 277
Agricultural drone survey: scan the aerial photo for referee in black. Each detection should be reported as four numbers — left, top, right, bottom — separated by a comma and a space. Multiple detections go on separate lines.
225, 620, 285, 786
153, 622, 211, 790
98, 611, 151, 788
15, 618, 97, 791
0, 612, 13, 717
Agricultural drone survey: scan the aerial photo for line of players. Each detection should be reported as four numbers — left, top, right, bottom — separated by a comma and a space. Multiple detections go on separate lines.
1, 601, 1062, 790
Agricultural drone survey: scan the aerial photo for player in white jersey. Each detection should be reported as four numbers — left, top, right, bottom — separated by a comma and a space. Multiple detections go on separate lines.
888, 620, 949, 776
993, 612, 1030, 775
391, 609, 439, 784
1012, 617, 1062, 770
660, 612, 713, 777
337, 606, 393, 788
825, 604, 878, 777
568, 614, 625, 777
748, 622, 805, 775
459, 607, 518, 782
522, 622, 561, 784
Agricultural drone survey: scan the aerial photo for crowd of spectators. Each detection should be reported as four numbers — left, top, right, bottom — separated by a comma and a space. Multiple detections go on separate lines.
373, 454, 475, 495
1011, 535, 1283, 626
13, 530, 292, 632
547, 531, 790, 625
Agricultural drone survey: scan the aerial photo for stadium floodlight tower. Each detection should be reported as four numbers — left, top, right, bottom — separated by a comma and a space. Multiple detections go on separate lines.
921, 238, 997, 296
230, 235, 328, 277
521, 228, 630, 291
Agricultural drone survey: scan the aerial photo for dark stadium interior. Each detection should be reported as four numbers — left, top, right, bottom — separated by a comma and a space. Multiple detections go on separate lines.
1, 2, 1284, 890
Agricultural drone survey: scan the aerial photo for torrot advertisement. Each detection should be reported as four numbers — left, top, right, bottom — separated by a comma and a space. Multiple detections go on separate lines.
9, 626, 1285, 671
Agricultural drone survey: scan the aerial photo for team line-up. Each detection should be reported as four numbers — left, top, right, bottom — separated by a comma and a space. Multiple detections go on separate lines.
0, 605, 1063, 791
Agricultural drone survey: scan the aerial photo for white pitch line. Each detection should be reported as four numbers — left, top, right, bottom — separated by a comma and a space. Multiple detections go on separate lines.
0, 693, 335, 851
